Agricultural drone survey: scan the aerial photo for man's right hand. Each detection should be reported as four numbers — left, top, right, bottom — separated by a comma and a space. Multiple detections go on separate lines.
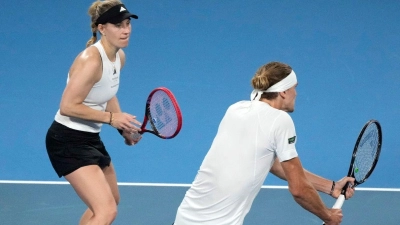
323, 208, 343, 225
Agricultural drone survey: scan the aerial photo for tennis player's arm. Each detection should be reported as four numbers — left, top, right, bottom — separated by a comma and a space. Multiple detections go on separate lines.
271, 158, 355, 198
272, 159, 332, 194
59, 47, 111, 124
303, 169, 337, 194
280, 157, 333, 222
105, 96, 122, 113
106, 96, 139, 144
105, 96, 126, 132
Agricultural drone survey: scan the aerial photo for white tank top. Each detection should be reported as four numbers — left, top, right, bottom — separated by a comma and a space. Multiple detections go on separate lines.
54, 41, 120, 133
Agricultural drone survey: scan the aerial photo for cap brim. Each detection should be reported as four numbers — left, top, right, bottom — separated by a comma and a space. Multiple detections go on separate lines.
108, 12, 138, 24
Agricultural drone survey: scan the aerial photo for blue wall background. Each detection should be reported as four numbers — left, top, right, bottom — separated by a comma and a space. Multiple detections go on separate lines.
0, 1, 399, 188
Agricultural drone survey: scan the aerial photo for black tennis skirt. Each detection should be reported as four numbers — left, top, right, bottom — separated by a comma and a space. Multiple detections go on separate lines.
45, 121, 111, 177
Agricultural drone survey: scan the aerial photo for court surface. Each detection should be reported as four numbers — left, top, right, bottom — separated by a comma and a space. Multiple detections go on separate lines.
1, 181, 399, 225
1, 1, 400, 224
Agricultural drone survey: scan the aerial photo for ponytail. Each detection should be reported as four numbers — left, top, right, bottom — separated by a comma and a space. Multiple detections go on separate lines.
86, 23, 97, 47
86, 0, 122, 47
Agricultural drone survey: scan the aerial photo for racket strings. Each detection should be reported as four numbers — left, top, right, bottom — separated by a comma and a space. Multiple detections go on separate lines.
353, 123, 380, 182
148, 90, 179, 137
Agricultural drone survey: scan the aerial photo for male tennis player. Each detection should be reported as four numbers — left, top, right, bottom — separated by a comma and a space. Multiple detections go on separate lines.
173, 62, 355, 225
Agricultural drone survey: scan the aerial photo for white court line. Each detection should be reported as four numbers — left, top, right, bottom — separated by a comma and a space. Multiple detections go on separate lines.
1, 180, 400, 192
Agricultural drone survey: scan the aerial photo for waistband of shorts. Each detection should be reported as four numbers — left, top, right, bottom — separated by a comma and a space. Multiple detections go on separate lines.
49, 120, 100, 138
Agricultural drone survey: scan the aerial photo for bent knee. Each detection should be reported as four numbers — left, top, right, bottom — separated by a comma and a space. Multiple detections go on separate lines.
94, 205, 118, 223
108, 207, 118, 221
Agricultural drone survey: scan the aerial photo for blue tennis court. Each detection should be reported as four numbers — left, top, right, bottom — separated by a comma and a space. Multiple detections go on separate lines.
1, 181, 399, 224
1, 1, 400, 224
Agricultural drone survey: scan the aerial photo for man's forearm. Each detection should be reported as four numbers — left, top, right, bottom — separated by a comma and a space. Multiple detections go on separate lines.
304, 169, 333, 195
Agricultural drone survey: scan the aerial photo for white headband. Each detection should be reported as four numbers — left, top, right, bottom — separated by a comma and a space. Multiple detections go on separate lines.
250, 70, 297, 101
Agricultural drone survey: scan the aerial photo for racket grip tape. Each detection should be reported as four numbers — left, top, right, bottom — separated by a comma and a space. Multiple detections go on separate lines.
332, 194, 345, 209
131, 132, 141, 141
322, 194, 345, 224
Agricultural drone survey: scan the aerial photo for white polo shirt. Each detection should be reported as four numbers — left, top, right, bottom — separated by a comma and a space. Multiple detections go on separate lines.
174, 100, 298, 225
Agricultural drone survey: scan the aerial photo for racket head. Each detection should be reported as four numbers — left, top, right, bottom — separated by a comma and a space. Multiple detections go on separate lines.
347, 120, 382, 186
141, 87, 182, 139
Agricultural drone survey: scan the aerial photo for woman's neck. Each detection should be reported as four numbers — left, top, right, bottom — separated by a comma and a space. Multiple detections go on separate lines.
100, 38, 119, 62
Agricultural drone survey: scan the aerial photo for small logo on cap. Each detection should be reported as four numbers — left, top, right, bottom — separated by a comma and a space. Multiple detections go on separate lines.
120, 6, 126, 12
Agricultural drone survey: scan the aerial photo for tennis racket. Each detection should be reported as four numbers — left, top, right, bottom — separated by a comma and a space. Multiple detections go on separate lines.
132, 87, 182, 140
322, 119, 382, 224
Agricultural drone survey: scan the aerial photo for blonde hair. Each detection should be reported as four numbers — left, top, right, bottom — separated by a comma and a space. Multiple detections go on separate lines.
251, 62, 292, 99
86, 0, 123, 47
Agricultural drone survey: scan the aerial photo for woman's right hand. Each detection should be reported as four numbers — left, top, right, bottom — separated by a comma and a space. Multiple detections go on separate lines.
110, 112, 142, 134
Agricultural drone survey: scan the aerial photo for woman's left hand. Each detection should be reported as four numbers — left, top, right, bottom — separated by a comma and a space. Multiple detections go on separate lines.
121, 130, 142, 146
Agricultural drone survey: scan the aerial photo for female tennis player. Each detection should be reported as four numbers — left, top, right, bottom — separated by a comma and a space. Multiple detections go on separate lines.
174, 62, 355, 225
45, 1, 141, 224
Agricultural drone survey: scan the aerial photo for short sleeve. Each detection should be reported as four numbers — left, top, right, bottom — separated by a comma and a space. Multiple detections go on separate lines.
273, 112, 298, 162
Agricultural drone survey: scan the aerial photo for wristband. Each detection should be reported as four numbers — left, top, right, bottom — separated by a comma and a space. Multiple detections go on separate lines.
109, 112, 114, 125
329, 181, 335, 196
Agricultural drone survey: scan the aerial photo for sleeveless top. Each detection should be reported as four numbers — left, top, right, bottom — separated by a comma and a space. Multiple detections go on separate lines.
54, 41, 120, 133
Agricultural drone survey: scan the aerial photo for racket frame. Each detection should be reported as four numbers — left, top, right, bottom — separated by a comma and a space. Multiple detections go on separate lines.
323, 119, 382, 224
138, 87, 182, 139
346, 119, 382, 187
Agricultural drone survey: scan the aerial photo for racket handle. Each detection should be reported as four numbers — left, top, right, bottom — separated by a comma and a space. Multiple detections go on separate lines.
131, 132, 141, 141
332, 194, 345, 209
322, 194, 345, 224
